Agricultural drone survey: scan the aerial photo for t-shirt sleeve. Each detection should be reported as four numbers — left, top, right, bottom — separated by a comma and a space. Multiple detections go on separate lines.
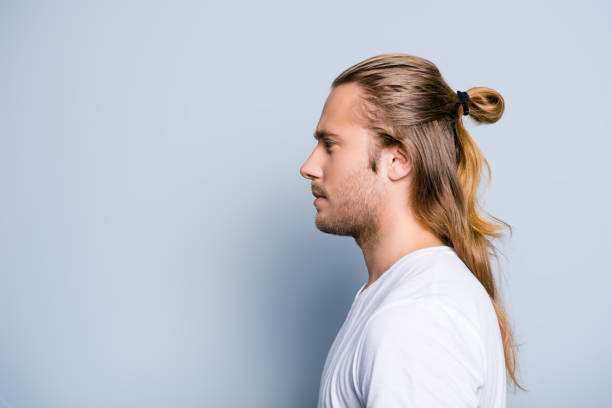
356, 299, 486, 408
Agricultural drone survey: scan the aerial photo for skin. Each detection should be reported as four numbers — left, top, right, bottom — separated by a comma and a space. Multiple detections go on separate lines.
299, 82, 445, 293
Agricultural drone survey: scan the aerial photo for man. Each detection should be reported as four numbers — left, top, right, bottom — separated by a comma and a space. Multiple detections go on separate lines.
300, 53, 522, 407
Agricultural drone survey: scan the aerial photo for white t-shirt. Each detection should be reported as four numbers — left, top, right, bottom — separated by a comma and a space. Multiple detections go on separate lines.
316, 245, 506, 408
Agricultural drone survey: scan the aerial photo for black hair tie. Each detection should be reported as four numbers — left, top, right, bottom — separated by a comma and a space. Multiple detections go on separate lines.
456, 90, 469, 116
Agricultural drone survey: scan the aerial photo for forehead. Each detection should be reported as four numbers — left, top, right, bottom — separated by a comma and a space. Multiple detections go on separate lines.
314, 83, 369, 142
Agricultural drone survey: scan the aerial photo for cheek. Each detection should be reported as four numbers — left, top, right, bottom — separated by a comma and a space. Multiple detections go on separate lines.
327, 165, 349, 188
334, 172, 359, 196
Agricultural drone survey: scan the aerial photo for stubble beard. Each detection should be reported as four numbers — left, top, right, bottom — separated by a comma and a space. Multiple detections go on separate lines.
314, 165, 384, 246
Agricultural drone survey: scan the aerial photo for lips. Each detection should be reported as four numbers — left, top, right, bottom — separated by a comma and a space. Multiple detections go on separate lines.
312, 185, 326, 199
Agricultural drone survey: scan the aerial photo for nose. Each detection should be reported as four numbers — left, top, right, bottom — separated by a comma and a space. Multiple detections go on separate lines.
300, 148, 322, 181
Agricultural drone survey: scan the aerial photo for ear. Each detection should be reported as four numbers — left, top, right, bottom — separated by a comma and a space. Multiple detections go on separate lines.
386, 145, 412, 181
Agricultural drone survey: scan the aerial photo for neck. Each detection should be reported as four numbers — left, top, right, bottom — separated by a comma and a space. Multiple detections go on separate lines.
355, 202, 445, 291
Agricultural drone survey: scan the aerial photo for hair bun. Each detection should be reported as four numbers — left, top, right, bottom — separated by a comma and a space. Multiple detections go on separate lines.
463, 87, 505, 124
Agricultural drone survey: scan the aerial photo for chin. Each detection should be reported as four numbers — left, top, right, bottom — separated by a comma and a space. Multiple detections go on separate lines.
315, 217, 352, 237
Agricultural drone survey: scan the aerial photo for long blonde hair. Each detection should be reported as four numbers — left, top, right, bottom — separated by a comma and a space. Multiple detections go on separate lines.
332, 53, 526, 392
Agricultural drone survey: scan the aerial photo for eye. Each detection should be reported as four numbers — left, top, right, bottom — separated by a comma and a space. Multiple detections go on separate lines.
323, 140, 335, 150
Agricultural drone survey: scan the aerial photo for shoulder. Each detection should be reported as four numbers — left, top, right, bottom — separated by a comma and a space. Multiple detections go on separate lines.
355, 298, 486, 406
362, 297, 485, 358
389, 249, 496, 335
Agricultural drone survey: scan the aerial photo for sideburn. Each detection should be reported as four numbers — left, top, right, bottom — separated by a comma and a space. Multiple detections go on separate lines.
368, 143, 382, 174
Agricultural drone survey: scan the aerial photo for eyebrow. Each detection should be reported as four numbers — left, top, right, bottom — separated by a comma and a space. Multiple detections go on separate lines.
313, 129, 341, 141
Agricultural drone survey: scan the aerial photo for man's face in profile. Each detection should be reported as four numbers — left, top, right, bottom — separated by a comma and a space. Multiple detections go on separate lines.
300, 83, 385, 240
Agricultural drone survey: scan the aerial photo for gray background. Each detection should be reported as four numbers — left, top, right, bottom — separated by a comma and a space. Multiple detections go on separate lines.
1, 0, 610, 407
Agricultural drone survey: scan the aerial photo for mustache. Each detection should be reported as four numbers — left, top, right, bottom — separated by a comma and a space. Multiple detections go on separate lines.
311, 185, 327, 197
